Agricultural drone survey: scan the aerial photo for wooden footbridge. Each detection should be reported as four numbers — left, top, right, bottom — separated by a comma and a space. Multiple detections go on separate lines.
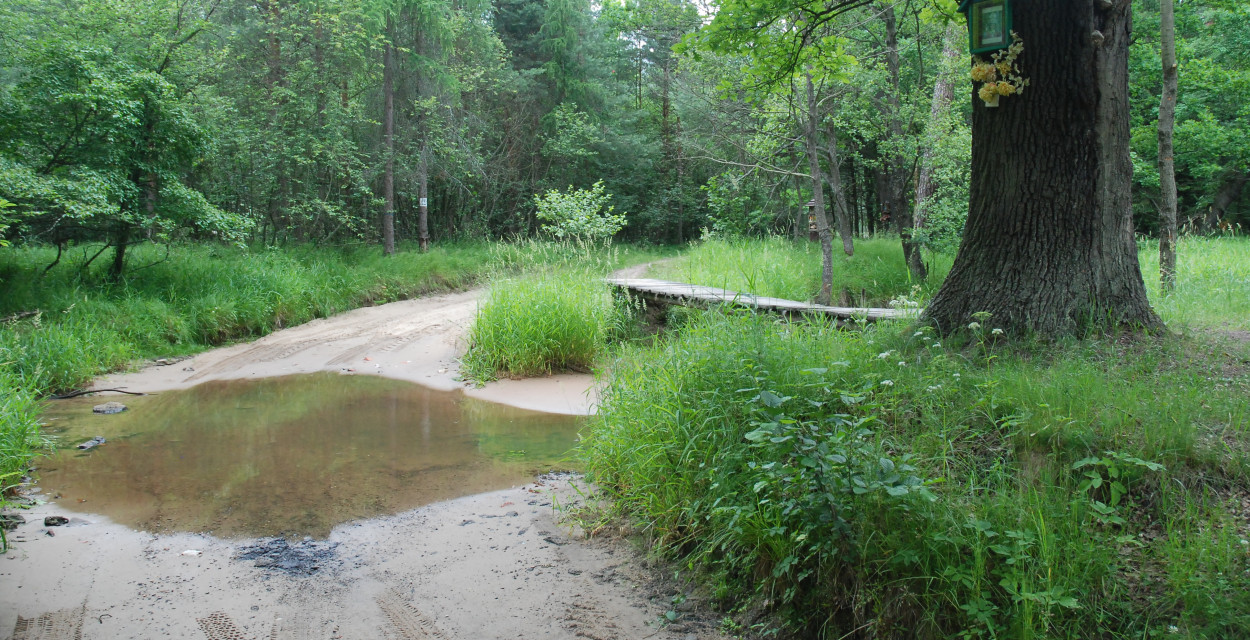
605, 278, 917, 324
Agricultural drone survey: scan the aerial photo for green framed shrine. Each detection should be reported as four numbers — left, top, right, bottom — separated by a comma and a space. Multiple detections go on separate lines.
958, 0, 1013, 55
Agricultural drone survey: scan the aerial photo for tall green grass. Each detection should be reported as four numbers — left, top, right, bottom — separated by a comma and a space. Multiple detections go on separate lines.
0, 242, 494, 391
461, 267, 629, 380
460, 238, 668, 381
1139, 235, 1250, 328
585, 236, 1250, 638
650, 236, 954, 306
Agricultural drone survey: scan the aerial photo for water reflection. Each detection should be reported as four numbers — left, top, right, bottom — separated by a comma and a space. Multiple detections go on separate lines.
38, 373, 582, 538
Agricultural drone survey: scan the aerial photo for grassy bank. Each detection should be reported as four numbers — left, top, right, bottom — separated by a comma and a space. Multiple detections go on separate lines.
584, 236, 1250, 638
0, 240, 662, 499
649, 236, 954, 306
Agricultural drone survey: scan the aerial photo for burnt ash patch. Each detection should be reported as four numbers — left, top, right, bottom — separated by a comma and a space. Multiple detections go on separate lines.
235, 537, 339, 575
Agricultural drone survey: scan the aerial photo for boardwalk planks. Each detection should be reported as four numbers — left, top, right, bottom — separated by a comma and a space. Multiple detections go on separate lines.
605, 278, 915, 323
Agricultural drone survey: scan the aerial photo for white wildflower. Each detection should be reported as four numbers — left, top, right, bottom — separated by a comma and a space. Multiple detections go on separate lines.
991, 328, 1004, 336
968, 321, 981, 330
881, 379, 894, 387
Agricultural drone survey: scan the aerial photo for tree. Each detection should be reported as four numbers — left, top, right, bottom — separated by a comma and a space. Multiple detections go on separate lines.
924, 1, 1161, 336
0, 10, 246, 278
1157, 0, 1178, 290
684, 0, 863, 302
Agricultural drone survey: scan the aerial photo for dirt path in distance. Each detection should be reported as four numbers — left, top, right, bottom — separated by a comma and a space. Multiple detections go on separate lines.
88, 285, 596, 415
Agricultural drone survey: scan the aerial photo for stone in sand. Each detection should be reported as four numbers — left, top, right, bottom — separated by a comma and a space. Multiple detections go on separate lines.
93, 401, 127, 414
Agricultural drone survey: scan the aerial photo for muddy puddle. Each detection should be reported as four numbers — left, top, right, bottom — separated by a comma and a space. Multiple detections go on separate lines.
36, 373, 582, 539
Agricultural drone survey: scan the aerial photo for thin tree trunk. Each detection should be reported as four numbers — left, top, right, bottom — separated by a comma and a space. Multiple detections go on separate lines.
926, 0, 1161, 336
881, 4, 926, 281
914, 24, 962, 232
676, 117, 685, 243
419, 140, 430, 252
109, 220, 131, 282
793, 173, 805, 240
1157, 0, 1178, 291
661, 54, 680, 243
805, 73, 834, 305
382, 24, 396, 256
822, 131, 854, 256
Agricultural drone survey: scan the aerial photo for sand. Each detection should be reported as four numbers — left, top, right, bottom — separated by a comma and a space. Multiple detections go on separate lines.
83, 287, 597, 416
2, 478, 718, 639
2, 270, 726, 639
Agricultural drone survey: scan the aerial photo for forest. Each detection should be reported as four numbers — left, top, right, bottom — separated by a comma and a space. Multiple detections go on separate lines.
2, 0, 1250, 638
1, 0, 1244, 263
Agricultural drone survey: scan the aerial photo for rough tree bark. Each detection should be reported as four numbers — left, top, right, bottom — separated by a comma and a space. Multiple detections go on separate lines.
925, 0, 1161, 336
1157, 0, 1178, 291
804, 73, 835, 305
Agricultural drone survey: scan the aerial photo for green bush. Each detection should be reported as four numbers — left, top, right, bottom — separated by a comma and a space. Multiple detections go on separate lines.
534, 180, 627, 241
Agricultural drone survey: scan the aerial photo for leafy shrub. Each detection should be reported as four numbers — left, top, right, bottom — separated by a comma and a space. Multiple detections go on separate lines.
534, 181, 627, 241
586, 305, 1250, 637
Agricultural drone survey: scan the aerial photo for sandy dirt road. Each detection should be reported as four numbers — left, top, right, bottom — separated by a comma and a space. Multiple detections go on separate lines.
2, 270, 725, 640
83, 287, 597, 415
2, 478, 717, 640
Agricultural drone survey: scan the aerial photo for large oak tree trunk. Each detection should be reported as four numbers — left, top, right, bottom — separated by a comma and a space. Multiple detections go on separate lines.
925, 0, 1161, 336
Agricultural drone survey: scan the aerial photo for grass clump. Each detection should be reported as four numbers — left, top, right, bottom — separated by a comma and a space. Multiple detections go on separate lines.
461, 267, 628, 380
585, 236, 1250, 638
650, 236, 953, 306
460, 238, 672, 382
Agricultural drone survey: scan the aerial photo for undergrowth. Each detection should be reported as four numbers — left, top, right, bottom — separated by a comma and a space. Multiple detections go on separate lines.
650, 236, 954, 306
585, 236, 1250, 638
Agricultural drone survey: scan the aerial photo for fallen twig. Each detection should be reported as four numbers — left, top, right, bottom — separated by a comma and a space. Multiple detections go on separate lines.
51, 388, 152, 400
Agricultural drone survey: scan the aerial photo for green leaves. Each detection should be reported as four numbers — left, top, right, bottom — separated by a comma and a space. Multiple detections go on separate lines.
1072, 451, 1165, 527
533, 180, 627, 241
